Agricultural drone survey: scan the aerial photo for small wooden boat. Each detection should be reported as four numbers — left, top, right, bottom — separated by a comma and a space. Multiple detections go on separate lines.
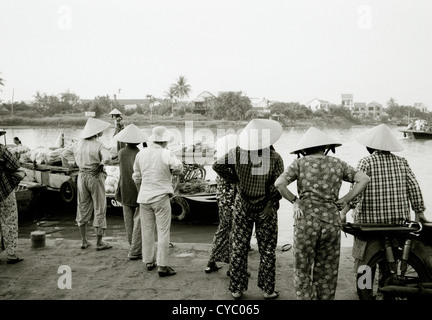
400, 129, 432, 139
399, 119, 432, 139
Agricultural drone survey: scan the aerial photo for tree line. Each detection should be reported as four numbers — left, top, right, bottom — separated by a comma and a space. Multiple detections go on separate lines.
0, 72, 430, 123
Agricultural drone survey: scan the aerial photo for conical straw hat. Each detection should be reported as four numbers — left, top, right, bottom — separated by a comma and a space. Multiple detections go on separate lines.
290, 127, 342, 154
238, 119, 283, 150
214, 134, 237, 158
113, 123, 147, 144
81, 117, 111, 139
356, 124, 403, 152
109, 108, 122, 115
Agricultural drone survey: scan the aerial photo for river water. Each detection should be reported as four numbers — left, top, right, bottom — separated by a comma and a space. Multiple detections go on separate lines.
4, 123, 432, 247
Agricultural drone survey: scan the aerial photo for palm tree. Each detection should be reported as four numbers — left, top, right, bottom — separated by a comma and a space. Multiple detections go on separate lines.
164, 86, 177, 115
172, 75, 191, 101
0, 73, 4, 92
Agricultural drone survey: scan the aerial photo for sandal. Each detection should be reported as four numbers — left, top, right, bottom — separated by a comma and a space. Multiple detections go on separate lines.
205, 261, 222, 274
128, 254, 142, 261
282, 243, 292, 252
263, 291, 279, 300
80, 243, 90, 250
96, 242, 112, 251
146, 262, 157, 271
231, 291, 242, 300
7, 257, 24, 264
158, 266, 176, 277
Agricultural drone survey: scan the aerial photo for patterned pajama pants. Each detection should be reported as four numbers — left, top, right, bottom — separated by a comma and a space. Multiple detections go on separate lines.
0, 192, 19, 257
209, 189, 234, 264
229, 195, 278, 294
293, 215, 341, 300
76, 172, 107, 236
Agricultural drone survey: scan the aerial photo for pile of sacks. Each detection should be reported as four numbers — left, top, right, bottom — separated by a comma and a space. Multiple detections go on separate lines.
9, 145, 31, 160
105, 165, 119, 195
19, 147, 65, 165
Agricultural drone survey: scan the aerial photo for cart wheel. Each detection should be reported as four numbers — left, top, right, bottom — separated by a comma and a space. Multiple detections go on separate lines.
170, 196, 190, 221
60, 179, 77, 204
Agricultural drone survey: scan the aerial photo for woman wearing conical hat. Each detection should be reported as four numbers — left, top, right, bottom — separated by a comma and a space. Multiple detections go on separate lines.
205, 134, 238, 274
113, 124, 147, 260
347, 124, 428, 224
62, 117, 113, 251
275, 127, 370, 300
213, 119, 285, 300
109, 108, 126, 152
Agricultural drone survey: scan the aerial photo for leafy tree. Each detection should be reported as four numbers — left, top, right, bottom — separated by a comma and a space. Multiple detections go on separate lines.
164, 86, 177, 115
32, 91, 64, 115
90, 95, 112, 117
245, 109, 261, 120
214, 92, 252, 120
33, 91, 47, 110
155, 100, 171, 116
1, 101, 30, 112
386, 97, 397, 108
59, 90, 80, 113
270, 102, 312, 120
327, 105, 355, 120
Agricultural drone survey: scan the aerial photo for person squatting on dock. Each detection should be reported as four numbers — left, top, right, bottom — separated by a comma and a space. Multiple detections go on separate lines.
62, 118, 113, 251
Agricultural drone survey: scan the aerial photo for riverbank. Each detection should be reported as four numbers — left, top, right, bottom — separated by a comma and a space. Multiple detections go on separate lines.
0, 112, 384, 131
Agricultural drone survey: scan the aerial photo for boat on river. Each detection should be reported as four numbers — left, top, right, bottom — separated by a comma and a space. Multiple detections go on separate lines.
399, 119, 432, 139
19, 157, 217, 222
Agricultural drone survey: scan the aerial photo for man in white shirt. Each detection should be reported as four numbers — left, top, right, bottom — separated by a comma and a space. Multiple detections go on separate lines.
133, 126, 183, 277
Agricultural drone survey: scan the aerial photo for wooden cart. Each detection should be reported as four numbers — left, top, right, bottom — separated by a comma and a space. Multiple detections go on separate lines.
20, 162, 79, 204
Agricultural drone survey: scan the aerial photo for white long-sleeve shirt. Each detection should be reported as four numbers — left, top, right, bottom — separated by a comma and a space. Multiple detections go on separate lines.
132, 143, 183, 204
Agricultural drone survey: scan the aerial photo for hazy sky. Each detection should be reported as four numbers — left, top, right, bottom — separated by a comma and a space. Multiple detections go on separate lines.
1, 0, 431, 108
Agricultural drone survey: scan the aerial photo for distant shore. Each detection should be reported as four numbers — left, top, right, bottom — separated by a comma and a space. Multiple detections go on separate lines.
0, 112, 390, 130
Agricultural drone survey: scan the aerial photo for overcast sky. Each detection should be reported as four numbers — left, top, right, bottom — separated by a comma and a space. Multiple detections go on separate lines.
1, 0, 431, 108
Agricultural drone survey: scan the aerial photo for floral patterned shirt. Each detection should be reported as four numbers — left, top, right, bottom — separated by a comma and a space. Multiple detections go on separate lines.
279, 155, 358, 225
0, 144, 21, 202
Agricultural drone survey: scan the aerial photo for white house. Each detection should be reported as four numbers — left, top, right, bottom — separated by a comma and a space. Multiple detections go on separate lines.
124, 104, 138, 111
414, 102, 427, 113
306, 98, 331, 111
341, 94, 354, 109
250, 97, 271, 114
192, 91, 217, 114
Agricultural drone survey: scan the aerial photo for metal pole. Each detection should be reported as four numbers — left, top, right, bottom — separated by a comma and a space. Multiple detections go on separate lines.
11, 88, 14, 116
